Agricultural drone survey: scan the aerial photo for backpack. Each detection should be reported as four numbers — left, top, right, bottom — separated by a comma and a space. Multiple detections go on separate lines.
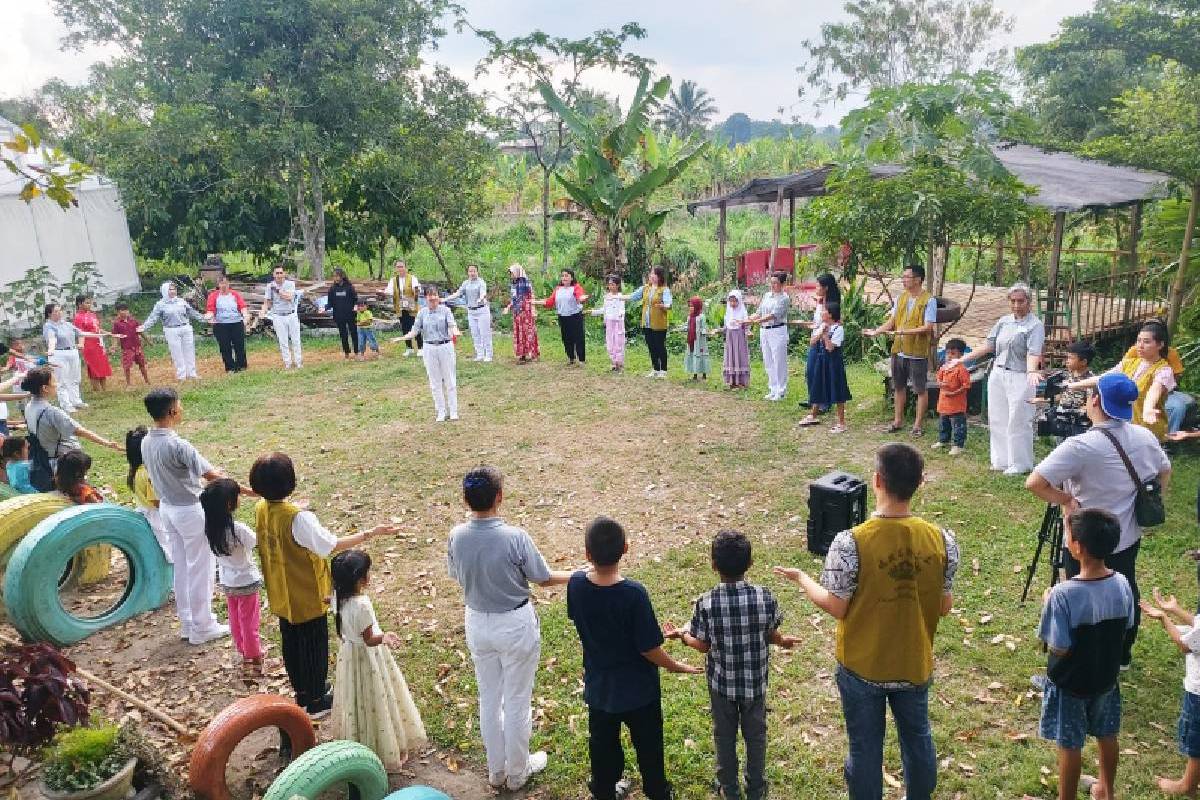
27, 410, 55, 492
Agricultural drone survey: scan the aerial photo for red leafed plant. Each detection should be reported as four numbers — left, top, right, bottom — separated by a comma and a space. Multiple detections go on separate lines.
0, 642, 91, 755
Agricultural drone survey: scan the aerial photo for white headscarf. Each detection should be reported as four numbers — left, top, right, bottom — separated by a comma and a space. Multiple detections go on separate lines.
160, 281, 174, 301
724, 289, 748, 329
508, 263, 528, 280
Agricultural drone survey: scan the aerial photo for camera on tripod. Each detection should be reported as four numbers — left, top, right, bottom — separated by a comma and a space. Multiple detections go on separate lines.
1035, 370, 1091, 438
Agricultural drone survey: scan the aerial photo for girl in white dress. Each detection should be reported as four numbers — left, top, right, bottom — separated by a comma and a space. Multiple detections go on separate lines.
330, 550, 427, 771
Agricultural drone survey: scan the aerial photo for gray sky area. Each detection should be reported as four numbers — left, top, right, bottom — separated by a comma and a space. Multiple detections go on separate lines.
1, 0, 1096, 125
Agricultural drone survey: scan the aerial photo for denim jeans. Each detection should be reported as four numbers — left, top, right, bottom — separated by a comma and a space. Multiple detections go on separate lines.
938, 413, 967, 447
835, 665, 937, 800
1166, 390, 1189, 434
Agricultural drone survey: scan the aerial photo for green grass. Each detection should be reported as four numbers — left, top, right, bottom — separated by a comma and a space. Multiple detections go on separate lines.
70, 318, 1200, 799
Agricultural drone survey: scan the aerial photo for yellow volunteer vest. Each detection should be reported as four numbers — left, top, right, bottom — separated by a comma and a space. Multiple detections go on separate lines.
641, 284, 668, 330
1121, 355, 1169, 441
391, 274, 417, 315
256, 499, 332, 624
836, 516, 947, 685
890, 290, 933, 358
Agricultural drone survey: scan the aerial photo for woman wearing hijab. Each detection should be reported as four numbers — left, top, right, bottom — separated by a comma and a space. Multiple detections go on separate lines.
140, 282, 205, 380
503, 263, 540, 363
718, 290, 750, 389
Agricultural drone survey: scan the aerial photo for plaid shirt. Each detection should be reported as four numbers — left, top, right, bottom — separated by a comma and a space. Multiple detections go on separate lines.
689, 581, 782, 701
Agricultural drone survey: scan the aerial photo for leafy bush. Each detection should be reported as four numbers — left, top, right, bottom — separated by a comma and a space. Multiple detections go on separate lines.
0, 642, 91, 756
840, 278, 890, 363
42, 723, 128, 793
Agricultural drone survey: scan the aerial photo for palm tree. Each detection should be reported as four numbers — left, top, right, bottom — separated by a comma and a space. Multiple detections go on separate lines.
658, 80, 718, 139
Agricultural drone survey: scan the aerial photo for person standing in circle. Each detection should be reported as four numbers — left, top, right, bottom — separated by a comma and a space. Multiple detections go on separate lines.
742, 272, 792, 401
72, 296, 115, 394
864, 264, 938, 437
627, 266, 673, 378
205, 275, 251, 372
446, 264, 494, 362
21, 367, 123, 474
504, 264, 539, 363
400, 286, 461, 422
540, 269, 589, 366
386, 260, 422, 357
325, 269, 360, 360
140, 282, 204, 380
43, 302, 120, 411
801, 274, 841, 416
718, 289, 751, 390
261, 265, 303, 369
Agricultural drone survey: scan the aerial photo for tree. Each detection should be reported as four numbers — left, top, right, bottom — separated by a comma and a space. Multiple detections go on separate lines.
539, 71, 709, 278
1083, 64, 1200, 333
797, 0, 1013, 107
52, 0, 452, 278
658, 80, 719, 138
1038, 0, 1200, 74
472, 23, 651, 271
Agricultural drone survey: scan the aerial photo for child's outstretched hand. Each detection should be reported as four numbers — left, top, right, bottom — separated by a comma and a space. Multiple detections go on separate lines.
1154, 588, 1183, 614
382, 631, 402, 648
670, 661, 703, 674
773, 566, 803, 584
366, 523, 401, 539
662, 621, 683, 640
775, 633, 801, 649
1139, 599, 1166, 620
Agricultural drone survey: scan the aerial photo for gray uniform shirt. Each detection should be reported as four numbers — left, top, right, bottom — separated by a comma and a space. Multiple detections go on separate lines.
144, 298, 204, 329
266, 280, 299, 315
141, 427, 214, 506
759, 291, 790, 326
987, 313, 1045, 371
458, 278, 488, 309
43, 320, 80, 350
411, 305, 456, 343
447, 517, 552, 612
24, 398, 80, 458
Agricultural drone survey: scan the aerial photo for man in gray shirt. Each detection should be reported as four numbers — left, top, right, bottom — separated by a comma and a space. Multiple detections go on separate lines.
1027, 372, 1171, 666
262, 264, 303, 369
448, 466, 571, 791
142, 387, 237, 645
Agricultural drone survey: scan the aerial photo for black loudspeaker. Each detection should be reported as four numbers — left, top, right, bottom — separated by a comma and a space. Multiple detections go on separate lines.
806, 471, 868, 556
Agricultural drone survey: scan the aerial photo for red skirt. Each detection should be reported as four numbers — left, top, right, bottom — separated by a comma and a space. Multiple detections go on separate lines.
81, 339, 113, 379
512, 299, 539, 359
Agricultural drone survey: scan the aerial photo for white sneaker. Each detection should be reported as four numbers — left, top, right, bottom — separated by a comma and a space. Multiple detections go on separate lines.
75, 402, 90, 409
948, 446, 965, 456
449, 413, 460, 421
189, 624, 231, 645
1003, 466, 1028, 476
483, 357, 493, 363
763, 392, 776, 401
404, 349, 415, 358
507, 751, 548, 791
488, 773, 507, 789
645, 370, 658, 378
930, 442, 945, 450
656, 370, 667, 378
435, 414, 447, 423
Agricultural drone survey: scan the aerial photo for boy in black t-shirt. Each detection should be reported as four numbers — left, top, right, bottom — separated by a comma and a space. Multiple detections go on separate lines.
1038, 508, 1135, 800
567, 517, 701, 800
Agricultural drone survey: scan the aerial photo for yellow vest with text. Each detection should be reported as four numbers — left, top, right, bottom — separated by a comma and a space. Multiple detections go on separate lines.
836, 516, 947, 685
391, 273, 418, 315
256, 499, 331, 624
890, 290, 933, 359
641, 284, 668, 331
1120, 355, 1169, 441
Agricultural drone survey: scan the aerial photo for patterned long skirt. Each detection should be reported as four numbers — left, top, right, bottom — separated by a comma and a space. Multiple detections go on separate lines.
512, 298, 540, 359
722, 326, 750, 387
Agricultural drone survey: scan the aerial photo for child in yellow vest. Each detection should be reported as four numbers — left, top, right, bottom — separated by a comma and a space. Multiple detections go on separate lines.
249, 451, 398, 722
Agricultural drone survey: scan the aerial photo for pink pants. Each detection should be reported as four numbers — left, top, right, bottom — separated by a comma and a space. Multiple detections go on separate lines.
226, 592, 265, 660
605, 318, 626, 367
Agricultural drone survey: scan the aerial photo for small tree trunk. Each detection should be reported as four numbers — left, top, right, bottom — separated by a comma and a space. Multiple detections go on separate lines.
422, 231, 454, 283
293, 159, 326, 281
1167, 180, 1199, 333
541, 170, 552, 270
378, 234, 387, 281
309, 160, 326, 281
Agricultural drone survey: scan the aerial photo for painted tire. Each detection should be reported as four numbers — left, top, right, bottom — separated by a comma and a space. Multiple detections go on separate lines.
3, 504, 172, 646
0, 494, 71, 586
263, 741, 389, 800
189, 694, 317, 800
383, 789, 451, 800
0, 483, 19, 501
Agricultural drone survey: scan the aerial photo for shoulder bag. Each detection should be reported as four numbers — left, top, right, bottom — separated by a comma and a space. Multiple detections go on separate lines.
1096, 426, 1166, 528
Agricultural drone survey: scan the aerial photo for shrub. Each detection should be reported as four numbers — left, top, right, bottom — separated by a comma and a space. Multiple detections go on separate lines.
0, 642, 90, 756
42, 723, 128, 793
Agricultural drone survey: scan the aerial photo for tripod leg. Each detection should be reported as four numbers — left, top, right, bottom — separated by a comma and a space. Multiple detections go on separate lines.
1022, 504, 1059, 603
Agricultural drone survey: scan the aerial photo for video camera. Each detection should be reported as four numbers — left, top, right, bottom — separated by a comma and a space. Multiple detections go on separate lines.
1035, 369, 1091, 439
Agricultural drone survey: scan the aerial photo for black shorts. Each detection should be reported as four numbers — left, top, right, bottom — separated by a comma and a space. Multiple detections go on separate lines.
891, 355, 929, 392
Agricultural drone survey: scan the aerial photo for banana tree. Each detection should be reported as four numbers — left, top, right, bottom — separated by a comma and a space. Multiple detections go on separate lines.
538, 71, 709, 277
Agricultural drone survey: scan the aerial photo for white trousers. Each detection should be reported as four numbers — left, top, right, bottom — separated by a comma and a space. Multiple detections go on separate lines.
468, 307, 493, 360
137, 504, 173, 564
761, 326, 789, 396
987, 367, 1036, 472
48, 349, 83, 410
422, 342, 458, 418
160, 501, 218, 638
163, 325, 198, 379
272, 313, 303, 367
465, 603, 541, 785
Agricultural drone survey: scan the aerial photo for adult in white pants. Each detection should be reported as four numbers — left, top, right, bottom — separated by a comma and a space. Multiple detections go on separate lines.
401, 288, 461, 422
447, 466, 572, 790
140, 283, 204, 380
964, 282, 1045, 475
141, 387, 233, 645
262, 265, 304, 368
43, 303, 117, 411
743, 272, 793, 401
446, 264, 494, 361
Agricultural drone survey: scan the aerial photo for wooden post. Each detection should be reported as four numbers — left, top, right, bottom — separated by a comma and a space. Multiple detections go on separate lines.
788, 194, 796, 251
769, 187, 784, 270
994, 240, 1005, 285
1167, 181, 1199, 333
1128, 201, 1142, 269
718, 201, 728, 283
1020, 222, 1032, 283
1046, 211, 1066, 319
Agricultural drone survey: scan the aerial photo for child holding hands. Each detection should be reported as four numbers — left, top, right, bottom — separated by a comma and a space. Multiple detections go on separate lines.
933, 337, 970, 455
1140, 587, 1200, 796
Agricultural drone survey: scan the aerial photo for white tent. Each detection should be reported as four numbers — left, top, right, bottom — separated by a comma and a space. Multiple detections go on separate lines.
0, 116, 140, 307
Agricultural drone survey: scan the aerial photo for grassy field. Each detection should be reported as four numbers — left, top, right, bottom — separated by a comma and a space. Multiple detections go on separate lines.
25, 316, 1200, 799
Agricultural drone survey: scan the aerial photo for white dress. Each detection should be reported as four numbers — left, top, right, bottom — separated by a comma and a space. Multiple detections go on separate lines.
331, 594, 427, 770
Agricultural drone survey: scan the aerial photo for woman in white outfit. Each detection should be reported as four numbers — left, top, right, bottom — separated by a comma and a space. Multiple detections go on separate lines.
42, 303, 121, 412
140, 282, 205, 380
742, 272, 792, 401
963, 282, 1045, 475
445, 264, 493, 362
401, 286, 461, 422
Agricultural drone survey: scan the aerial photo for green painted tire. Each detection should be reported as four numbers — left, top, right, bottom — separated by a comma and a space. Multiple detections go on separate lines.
263, 741, 389, 800
4, 504, 172, 646
0, 483, 19, 501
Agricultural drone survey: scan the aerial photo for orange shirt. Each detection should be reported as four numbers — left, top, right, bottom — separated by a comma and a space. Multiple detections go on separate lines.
936, 362, 970, 415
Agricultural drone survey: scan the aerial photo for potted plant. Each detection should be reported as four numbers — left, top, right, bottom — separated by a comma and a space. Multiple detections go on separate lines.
40, 723, 137, 800
0, 641, 91, 785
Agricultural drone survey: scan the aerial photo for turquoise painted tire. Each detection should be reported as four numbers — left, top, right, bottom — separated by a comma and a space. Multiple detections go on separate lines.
4, 504, 171, 646
0, 483, 19, 501
263, 741, 389, 800
383, 789, 450, 800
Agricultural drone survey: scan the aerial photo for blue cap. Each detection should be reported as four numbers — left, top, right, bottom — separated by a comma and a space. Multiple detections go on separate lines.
1097, 372, 1138, 421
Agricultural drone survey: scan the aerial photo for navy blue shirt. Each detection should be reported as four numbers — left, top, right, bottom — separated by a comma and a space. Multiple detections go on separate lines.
567, 571, 663, 713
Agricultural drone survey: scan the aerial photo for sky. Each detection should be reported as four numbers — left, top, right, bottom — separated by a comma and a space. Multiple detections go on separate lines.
0, 0, 1097, 125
